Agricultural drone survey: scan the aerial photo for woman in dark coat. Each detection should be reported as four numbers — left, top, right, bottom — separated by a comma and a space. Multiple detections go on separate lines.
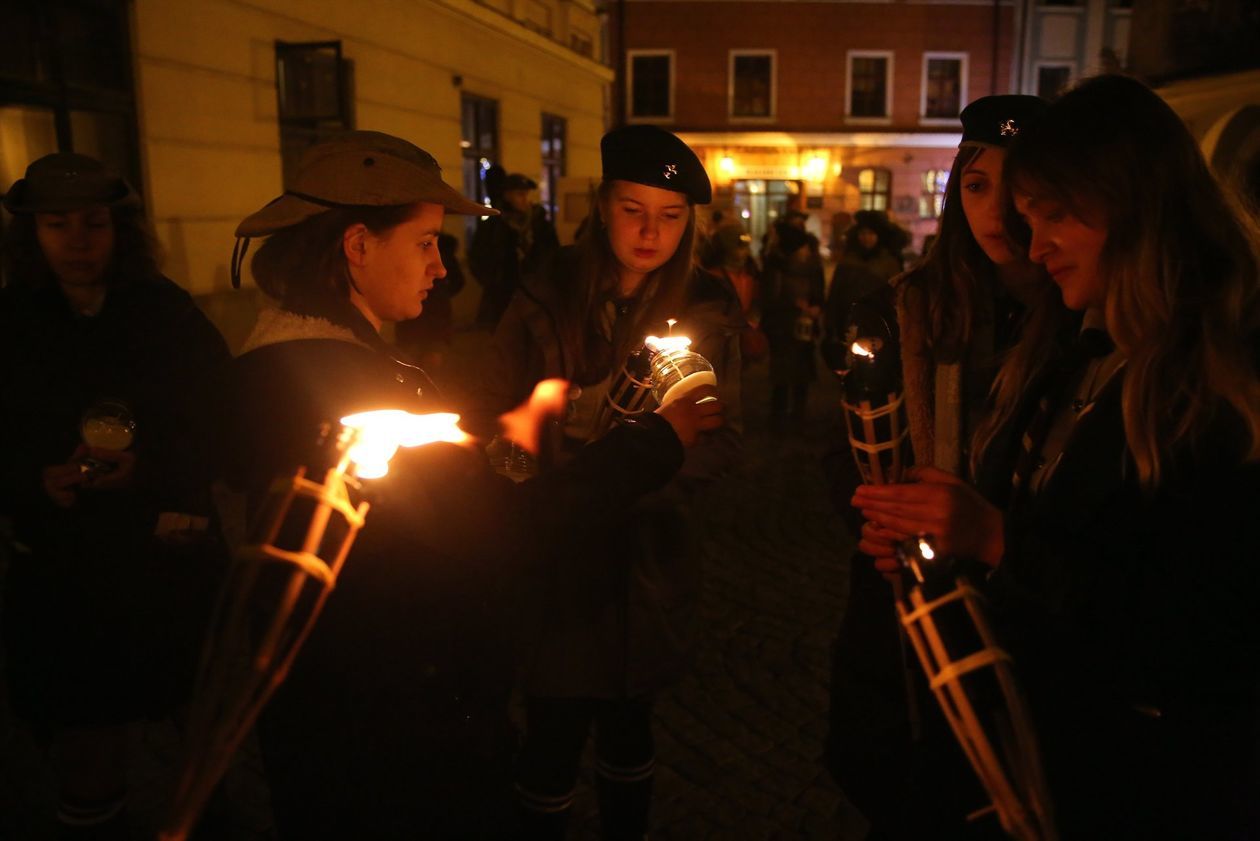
471, 124, 742, 840
854, 75, 1260, 839
219, 130, 719, 839
0, 153, 230, 839
825, 94, 1049, 841
762, 221, 824, 430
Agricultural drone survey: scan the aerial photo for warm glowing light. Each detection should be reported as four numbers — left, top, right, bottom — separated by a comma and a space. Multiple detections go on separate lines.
719, 156, 736, 175
918, 538, 936, 561
339, 410, 469, 479
740, 209, 751, 219
851, 340, 876, 359
803, 156, 827, 182
500, 378, 569, 456
666, 318, 677, 336
645, 335, 693, 354
831, 161, 842, 177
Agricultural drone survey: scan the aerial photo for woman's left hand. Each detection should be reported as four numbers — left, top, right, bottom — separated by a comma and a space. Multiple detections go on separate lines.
851, 466, 1005, 568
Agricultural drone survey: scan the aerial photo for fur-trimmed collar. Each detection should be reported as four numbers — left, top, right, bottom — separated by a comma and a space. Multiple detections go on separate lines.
239, 305, 367, 354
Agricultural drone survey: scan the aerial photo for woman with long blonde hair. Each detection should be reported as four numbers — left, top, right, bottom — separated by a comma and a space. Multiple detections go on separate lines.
854, 74, 1260, 837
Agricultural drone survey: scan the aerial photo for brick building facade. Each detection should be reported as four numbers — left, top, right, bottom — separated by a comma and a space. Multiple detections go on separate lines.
611, 0, 1017, 255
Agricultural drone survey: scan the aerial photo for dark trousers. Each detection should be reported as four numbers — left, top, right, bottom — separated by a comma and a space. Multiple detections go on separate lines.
516, 697, 655, 841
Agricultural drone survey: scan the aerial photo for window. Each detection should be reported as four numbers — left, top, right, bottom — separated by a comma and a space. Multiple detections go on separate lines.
847, 51, 893, 121
921, 54, 967, 121
540, 113, 566, 223
1036, 65, 1073, 100
920, 169, 949, 218
461, 94, 499, 233
729, 50, 775, 120
858, 168, 892, 212
627, 50, 673, 121
276, 41, 353, 185
0, 0, 141, 191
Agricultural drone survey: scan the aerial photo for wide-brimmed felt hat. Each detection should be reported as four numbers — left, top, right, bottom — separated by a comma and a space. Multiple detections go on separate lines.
3, 153, 139, 213
959, 95, 1048, 148
236, 130, 493, 238
601, 125, 711, 205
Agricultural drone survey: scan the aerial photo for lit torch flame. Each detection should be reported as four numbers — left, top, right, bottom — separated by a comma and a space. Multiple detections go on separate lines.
851, 339, 877, 360
499, 378, 570, 456
339, 410, 470, 479
645, 335, 692, 354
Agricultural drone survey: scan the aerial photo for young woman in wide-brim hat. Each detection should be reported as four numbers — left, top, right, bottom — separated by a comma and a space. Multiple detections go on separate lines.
220, 129, 719, 838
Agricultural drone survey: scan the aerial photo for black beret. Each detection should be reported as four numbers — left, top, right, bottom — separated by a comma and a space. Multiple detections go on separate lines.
601, 125, 712, 205
959, 95, 1048, 147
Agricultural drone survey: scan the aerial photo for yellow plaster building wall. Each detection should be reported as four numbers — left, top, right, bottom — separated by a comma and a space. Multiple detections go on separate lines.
130, 0, 609, 345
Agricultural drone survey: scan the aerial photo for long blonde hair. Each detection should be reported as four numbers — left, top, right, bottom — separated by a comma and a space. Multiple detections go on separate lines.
973, 74, 1260, 489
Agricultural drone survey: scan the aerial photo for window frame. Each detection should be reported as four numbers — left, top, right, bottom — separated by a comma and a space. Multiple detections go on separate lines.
626, 49, 675, 124
846, 50, 895, 126
919, 52, 968, 125
540, 112, 567, 224
727, 48, 777, 124
858, 167, 893, 212
1034, 62, 1074, 100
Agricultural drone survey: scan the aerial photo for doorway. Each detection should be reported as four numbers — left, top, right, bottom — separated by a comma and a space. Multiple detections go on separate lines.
732, 179, 800, 256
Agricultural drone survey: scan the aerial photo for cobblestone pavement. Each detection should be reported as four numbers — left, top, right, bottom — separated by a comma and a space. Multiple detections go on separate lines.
1, 337, 869, 841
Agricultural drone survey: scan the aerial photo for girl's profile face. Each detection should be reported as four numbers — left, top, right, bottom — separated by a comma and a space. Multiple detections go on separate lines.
349, 202, 447, 327
1013, 191, 1109, 312
958, 147, 1015, 265
34, 206, 115, 287
602, 180, 690, 289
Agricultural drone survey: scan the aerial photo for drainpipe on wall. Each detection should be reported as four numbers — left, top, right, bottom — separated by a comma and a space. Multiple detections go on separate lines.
991, 0, 1001, 94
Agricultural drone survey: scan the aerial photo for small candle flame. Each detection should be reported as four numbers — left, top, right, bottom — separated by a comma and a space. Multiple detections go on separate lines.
851, 340, 876, 359
918, 537, 936, 561
645, 335, 692, 354
666, 318, 677, 336
339, 410, 470, 479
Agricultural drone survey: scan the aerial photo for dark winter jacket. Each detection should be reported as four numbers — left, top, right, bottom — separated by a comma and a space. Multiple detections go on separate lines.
472, 249, 744, 697
219, 304, 685, 838
0, 276, 230, 728
469, 205, 560, 327
974, 347, 1260, 839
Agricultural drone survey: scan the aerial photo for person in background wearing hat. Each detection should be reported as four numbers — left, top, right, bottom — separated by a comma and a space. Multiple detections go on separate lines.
823, 94, 1050, 838
220, 130, 720, 838
856, 74, 1260, 839
470, 123, 741, 841
702, 223, 767, 366
469, 171, 560, 329
0, 153, 230, 840
824, 210, 904, 336
762, 219, 825, 433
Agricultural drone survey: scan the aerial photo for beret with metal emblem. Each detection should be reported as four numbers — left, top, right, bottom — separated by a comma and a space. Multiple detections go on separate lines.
236, 130, 494, 238
3, 153, 139, 213
601, 125, 712, 205
959, 95, 1049, 148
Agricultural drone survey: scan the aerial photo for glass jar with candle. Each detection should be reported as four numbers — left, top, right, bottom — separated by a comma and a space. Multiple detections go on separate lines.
648, 342, 716, 407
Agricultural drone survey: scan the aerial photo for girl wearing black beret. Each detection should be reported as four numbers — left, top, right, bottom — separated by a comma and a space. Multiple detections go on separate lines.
473, 124, 743, 839
854, 74, 1260, 837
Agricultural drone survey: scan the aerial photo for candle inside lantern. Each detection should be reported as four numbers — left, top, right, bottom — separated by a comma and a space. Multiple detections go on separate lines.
644, 334, 717, 406
339, 410, 470, 479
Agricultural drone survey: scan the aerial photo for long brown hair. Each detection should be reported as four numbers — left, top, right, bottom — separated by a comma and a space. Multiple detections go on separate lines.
896, 145, 996, 363
249, 203, 419, 325
974, 74, 1260, 488
558, 181, 696, 385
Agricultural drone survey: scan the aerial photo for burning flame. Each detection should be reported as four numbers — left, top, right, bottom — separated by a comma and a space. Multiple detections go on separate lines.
851, 339, 876, 360
645, 335, 692, 354
500, 378, 570, 456
666, 318, 677, 336
918, 537, 936, 561
339, 410, 470, 479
